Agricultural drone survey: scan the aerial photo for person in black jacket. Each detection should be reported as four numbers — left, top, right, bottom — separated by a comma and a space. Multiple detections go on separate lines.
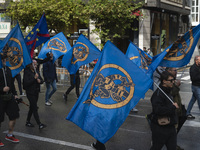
0, 55, 20, 146
43, 55, 57, 106
186, 55, 200, 119
23, 59, 46, 129
150, 71, 179, 150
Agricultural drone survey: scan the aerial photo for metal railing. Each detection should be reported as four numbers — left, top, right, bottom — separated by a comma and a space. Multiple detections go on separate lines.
56, 66, 92, 88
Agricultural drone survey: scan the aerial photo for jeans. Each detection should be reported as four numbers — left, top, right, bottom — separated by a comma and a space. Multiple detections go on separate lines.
186, 85, 200, 115
45, 79, 57, 102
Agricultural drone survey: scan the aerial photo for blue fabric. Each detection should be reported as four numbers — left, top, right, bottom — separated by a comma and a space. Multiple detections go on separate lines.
38, 32, 71, 63
66, 41, 153, 143
159, 24, 200, 67
126, 42, 153, 73
0, 23, 32, 77
62, 34, 101, 74
24, 13, 50, 57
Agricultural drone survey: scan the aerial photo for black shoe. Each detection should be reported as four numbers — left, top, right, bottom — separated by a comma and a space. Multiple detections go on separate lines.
91, 143, 98, 149
177, 145, 184, 150
25, 122, 34, 127
187, 114, 195, 119
91, 142, 106, 150
39, 123, 47, 129
63, 94, 67, 101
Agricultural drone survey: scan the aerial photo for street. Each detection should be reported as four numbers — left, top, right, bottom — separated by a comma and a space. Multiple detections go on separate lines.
0, 70, 200, 150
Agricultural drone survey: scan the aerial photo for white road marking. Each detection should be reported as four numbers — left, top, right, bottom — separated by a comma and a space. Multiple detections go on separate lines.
181, 75, 190, 81
119, 128, 150, 134
128, 114, 146, 119
3, 131, 94, 150
183, 120, 200, 127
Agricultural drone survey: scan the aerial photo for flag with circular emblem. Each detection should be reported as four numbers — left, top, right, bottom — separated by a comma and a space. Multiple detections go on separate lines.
67, 41, 153, 143
0, 23, 32, 77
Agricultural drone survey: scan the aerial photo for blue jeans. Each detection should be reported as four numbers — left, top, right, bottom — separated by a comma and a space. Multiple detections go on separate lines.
45, 80, 57, 102
186, 85, 200, 115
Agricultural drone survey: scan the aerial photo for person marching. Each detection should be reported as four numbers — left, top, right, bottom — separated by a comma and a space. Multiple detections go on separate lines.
23, 59, 46, 129
0, 54, 20, 147
63, 70, 80, 101
150, 71, 179, 150
43, 54, 57, 106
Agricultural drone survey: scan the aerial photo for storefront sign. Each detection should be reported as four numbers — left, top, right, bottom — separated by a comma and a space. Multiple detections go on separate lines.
0, 22, 10, 33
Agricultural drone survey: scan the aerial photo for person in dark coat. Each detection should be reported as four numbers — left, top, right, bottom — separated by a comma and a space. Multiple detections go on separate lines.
43, 55, 57, 106
186, 55, 200, 119
23, 59, 46, 129
0, 55, 20, 146
150, 71, 179, 150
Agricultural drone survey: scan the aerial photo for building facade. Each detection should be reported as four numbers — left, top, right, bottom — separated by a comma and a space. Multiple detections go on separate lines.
190, 0, 200, 62
138, 0, 190, 55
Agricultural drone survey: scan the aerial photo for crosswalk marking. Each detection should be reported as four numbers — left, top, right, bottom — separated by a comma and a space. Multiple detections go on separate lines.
181, 75, 190, 81
3, 131, 94, 150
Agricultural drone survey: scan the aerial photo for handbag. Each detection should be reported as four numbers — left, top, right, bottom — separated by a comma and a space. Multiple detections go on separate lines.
157, 116, 170, 125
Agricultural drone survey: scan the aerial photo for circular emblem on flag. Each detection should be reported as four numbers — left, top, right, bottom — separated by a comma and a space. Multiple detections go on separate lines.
47, 38, 67, 52
72, 42, 89, 64
3, 38, 23, 70
84, 64, 135, 109
164, 30, 194, 61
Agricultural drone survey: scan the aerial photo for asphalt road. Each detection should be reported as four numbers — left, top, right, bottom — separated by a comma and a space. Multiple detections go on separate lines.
0, 70, 200, 150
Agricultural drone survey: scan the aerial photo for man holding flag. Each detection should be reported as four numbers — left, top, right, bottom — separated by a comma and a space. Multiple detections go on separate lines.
150, 70, 179, 150
0, 54, 20, 147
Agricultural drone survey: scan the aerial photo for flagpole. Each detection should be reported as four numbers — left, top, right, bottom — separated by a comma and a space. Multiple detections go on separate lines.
2, 67, 7, 86
153, 81, 174, 104
32, 63, 37, 74
2, 67, 8, 94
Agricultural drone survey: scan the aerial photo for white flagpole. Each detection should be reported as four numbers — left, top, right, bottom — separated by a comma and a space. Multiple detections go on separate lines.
154, 81, 174, 104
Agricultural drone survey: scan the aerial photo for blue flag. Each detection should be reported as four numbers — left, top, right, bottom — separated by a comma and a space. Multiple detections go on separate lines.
25, 13, 50, 58
0, 23, 32, 77
159, 24, 200, 67
62, 34, 101, 74
126, 42, 153, 74
67, 41, 153, 143
38, 32, 71, 63
125, 42, 169, 78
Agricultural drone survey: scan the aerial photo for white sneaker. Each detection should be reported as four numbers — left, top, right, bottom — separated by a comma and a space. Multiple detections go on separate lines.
48, 100, 53, 104
131, 108, 138, 112
20, 93, 26, 96
45, 102, 51, 106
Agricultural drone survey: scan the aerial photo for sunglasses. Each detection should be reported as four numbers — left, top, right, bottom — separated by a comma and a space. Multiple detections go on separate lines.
167, 79, 175, 83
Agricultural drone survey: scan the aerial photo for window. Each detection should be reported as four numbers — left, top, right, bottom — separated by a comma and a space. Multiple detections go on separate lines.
191, 0, 199, 24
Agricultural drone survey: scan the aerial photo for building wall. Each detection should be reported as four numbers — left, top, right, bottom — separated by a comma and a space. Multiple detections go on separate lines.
139, 0, 190, 56
190, 0, 200, 61
89, 20, 101, 50
139, 9, 151, 50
